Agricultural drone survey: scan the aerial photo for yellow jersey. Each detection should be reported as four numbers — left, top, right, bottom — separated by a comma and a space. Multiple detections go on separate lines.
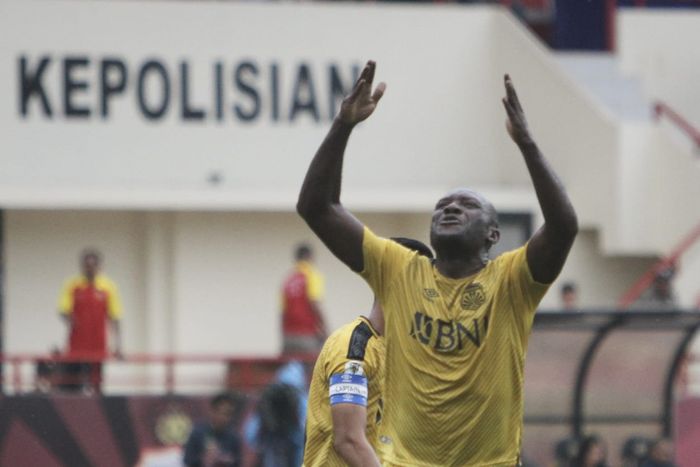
360, 228, 548, 466
303, 316, 385, 467
58, 274, 122, 320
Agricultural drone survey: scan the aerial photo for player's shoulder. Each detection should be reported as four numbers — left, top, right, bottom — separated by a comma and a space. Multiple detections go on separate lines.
488, 244, 529, 272
346, 316, 381, 361
95, 274, 118, 290
322, 317, 382, 369
63, 275, 84, 287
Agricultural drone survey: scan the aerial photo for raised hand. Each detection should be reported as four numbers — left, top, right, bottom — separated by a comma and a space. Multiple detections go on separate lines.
502, 74, 533, 146
339, 60, 386, 126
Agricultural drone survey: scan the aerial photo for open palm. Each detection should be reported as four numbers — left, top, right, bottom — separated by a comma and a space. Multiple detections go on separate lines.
339, 60, 386, 125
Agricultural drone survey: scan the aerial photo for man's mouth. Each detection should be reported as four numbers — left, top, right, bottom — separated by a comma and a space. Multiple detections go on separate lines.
439, 217, 462, 225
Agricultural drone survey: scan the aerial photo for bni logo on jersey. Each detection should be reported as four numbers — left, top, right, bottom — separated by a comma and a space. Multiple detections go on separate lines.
409, 311, 488, 352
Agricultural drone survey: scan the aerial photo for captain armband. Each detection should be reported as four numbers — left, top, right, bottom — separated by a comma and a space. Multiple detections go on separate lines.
329, 372, 368, 407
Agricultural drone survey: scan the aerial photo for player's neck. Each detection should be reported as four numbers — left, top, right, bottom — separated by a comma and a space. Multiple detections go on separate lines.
367, 302, 384, 336
434, 255, 487, 279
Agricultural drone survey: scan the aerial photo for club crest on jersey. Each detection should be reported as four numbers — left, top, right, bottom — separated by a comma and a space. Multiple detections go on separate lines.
344, 361, 365, 376
461, 283, 486, 310
423, 288, 439, 302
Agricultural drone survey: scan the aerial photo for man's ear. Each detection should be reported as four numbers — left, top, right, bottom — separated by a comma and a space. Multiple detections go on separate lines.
487, 226, 500, 248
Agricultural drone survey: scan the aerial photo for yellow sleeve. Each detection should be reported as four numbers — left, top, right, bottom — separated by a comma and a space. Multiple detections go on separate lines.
326, 338, 376, 395
499, 245, 550, 333
99, 276, 123, 320
57, 278, 77, 315
306, 267, 324, 302
359, 227, 413, 300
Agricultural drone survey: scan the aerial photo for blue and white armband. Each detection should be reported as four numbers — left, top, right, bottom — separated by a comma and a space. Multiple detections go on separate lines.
329, 370, 368, 407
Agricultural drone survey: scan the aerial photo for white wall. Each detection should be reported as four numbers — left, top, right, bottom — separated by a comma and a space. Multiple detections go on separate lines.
4, 210, 660, 359
618, 9, 700, 128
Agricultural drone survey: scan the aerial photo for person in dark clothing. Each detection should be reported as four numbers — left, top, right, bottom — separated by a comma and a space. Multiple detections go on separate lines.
183, 392, 241, 467
251, 382, 304, 467
572, 435, 609, 467
640, 438, 678, 467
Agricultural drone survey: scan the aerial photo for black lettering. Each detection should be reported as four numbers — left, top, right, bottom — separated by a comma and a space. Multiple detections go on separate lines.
180, 62, 205, 120
100, 58, 128, 118
328, 64, 358, 119
289, 63, 319, 122
434, 319, 458, 352
410, 312, 433, 345
456, 319, 481, 348
137, 60, 170, 120
214, 62, 223, 121
63, 57, 91, 118
270, 63, 279, 122
234, 61, 260, 121
19, 55, 52, 117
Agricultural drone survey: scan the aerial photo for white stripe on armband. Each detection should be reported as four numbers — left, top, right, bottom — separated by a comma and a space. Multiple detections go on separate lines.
329, 373, 368, 406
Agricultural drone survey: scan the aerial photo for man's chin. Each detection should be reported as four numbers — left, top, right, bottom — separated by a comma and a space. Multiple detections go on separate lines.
432, 229, 467, 244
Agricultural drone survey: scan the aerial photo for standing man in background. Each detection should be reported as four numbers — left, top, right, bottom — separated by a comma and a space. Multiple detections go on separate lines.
304, 237, 434, 467
560, 281, 579, 311
58, 249, 123, 392
281, 243, 327, 353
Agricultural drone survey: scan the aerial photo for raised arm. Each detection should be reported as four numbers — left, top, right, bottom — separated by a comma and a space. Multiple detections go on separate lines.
297, 61, 386, 272
502, 75, 578, 283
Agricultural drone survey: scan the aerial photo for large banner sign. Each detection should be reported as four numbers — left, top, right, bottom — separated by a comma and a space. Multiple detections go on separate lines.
0, 1, 498, 208
18, 54, 359, 125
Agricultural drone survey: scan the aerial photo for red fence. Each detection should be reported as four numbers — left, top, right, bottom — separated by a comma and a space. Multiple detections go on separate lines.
653, 101, 700, 149
0, 353, 317, 394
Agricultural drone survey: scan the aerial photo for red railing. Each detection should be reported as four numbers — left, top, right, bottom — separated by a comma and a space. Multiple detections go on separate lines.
0, 353, 317, 395
618, 222, 700, 308
617, 103, 700, 307
653, 101, 700, 149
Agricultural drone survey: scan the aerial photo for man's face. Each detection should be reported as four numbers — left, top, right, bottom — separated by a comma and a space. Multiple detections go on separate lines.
430, 189, 496, 247
562, 290, 577, 308
81, 254, 100, 279
210, 401, 235, 432
653, 278, 671, 298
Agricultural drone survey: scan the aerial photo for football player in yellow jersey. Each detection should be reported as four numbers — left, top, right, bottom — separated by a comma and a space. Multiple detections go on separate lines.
304, 238, 434, 467
297, 61, 578, 466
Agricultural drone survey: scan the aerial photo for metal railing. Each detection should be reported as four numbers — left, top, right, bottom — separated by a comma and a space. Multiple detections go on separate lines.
653, 100, 700, 150
0, 352, 317, 395
618, 222, 700, 308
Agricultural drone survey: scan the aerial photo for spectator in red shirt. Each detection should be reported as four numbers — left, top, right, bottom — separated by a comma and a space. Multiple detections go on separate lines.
58, 249, 123, 391
281, 244, 327, 354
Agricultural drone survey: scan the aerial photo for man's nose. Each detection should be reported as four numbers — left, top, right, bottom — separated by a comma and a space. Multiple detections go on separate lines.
444, 202, 461, 213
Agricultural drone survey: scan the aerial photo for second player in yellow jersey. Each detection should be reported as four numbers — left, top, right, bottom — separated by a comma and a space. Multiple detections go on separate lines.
303, 315, 384, 467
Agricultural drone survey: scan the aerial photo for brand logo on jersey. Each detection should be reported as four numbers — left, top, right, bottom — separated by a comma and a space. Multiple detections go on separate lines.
379, 435, 392, 445
344, 361, 365, 377
460, 283, 486, 310
409, 311, 489, 352
423, 288, 439, 301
